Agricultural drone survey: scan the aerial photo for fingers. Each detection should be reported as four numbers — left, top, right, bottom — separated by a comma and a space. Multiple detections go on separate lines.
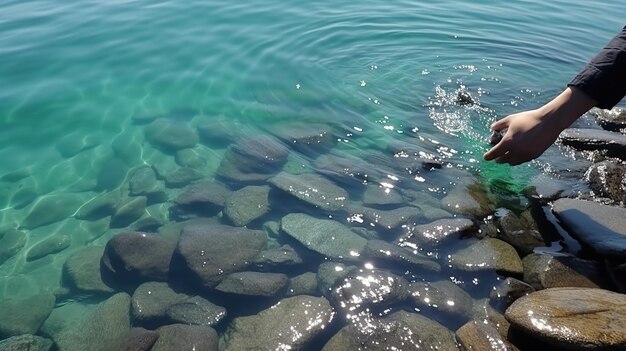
490, 116, 511, 131
483, 136, 513, 161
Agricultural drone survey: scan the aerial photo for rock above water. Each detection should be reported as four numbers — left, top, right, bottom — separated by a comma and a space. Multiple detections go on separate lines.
215, 272, 288, 297
102, 232, 176, 282
522, 253, 606, 290
0, 293, 55, 338
62, 246, 114, 294
176, 222, 267, 287
281, 213, 367, 259
26, 234, 71, 261
269, 172, 349, 211
224, 185, 271, 226
552, 198, 626, 256
592, 107, 626, 132
220, 295, 334, 351
330, 269, 409, 311
490, 277, 535, 306
151, 324, 219, 351
0, 334, 53, 351
166, 296, 227, 327
0, 228, 26, 265
22, 194, 83, 229
145, 119, 198, 151
456, 320, 519, 351
496, 209, 545, 254
397, 218, 476, 247
559, 128, 626, 156
449, 238, 523, 275
362, 239, 441, 272
585, 160, 626, 205
505, 287, 626, 350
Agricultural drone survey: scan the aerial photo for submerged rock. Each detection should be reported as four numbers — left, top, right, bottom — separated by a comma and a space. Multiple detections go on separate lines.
456, 320, 519, 351
215, 272, 288, 297
74, 191, 121, 220
0, 228, 26, 265
490, 277, 535, 306
409, 280, 474, 320
145, 118, 198, 151
362, 239, 441, 272
175, 148, 207, 169
110, 327, 159, 351
223, 185, 271, 226
269, 172, 349, 211
313, 152, 380, 187
0, 293, 55, 338
252, 244, 303, 268
26, 234, 71, 261
505, 288, 626, 350
330, 269, 409, 311
397, 218, 475, 247
166, 296, 227, 327
522, 253, 607, 290
22, 194, 83, 229
286, 272, 318, 297
219, 295, 334, 351
0, 334, 53, 351
281, 213, 367, 259
317, 262, 357, 296
361, 185, 404, 208
131, 282, 189, 325
496, 209, 545, 254
271, 122, 336, 155
217, 135, 289, 183
175, 181, 231, 208
96, 156, 129, 191
151, 324, 219, 351
164, 167, 204, 188
62, 246, 114, 294
449, 238, 523, 275
441, 181, 495, 217
129, 166, 159, 196
110, 196, 147, 228
347, 205, 423, 230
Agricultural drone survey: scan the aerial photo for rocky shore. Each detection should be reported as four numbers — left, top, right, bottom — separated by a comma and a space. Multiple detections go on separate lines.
0, 106, 625, 351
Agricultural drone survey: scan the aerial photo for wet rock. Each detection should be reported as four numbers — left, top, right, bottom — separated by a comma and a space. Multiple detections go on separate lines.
552, 198, 626, 256
317, 262, 356, 296
592, 107, 626, 132
441, 181, 494, 217
55, 133, 99, 158
505, 287, 626, 350
102, 232, 176, 282
215, 272, 288, 297
269, 172, 349, 211
216, 156, 275, 183
175, 181, 231, 208
219, 295, 334, 351
409, 280, 474, 320
362, 185, 404, 208
496, 209, 545, 254
456, 320, 519, 351
281, 213, 367, 259
197, 118, 240, 146
362, 239, 441, 272
271, 122, 336, 155
175, 148, 207, 169
313, 152, 380, 188
54, 293, 131, 351
262, 220, 281, 239
522, 253, 606, 290
523, 174, 567, 201
166, 296, 227, 327
10, 187, 38, 209
62, 246, 114, 294
456, 88, 475, 106
252, 244, 303, 268
111, 327, 159, 351
176, 222, 267, 287
152, 324, 219, 351
144, 119, 198, 151
0, 334, 53, 351
0, 168, 31, 183
217, 135, 289, 183
585, 160, 626, 204
0, 228, 26, 265
472, 298, 511, 337
131, 282, 188, 325
129, 167, 158, 196
560, 128, 626, 159
26, 234, 71, 261
224, 185, 270, 226
421, 204, 454, 222
489, 129, 507, 145
0, 293, 55, 338
322, 310, 457, 351
22, 194, 83, 229
164, 167, 203, 188
449, 238, 523, 275
490, 277, 535, 306
75, 192, 120, 220
110, 196, 147, 228
330, 269, 409, 311
286, 272, 318, 296
397, 218, 476, 247
347, 205, 423, 230
132, 216, 165, 233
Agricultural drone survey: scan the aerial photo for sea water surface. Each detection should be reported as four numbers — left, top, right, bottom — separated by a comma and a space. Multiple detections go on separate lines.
0, 0, 624, 349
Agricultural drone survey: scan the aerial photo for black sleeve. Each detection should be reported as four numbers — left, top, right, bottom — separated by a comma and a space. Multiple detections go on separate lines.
568, 25, 626, 109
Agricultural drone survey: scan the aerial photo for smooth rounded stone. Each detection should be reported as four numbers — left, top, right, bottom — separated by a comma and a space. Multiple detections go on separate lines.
54, 293, 131, 351
449, 238, 523, 275
132, 216, 165, 233
347, 205, 423, 230
489, 129, 507, 145
22, 193, 83, 229
0, 293, 55, 338
281, 213, 367, 259
286, 272, 318, 296
55, 132, 99, 158
592, 107, 626, 132
313, 152, 381, 187
0, 334, 53, 351
330, 269, 409, 311
472, 298, 511, 337
505, 288, 626, 350
396, 218, 476, 248
103, 232, 176, 282
490, 277, 535, 306
231, 135, 289, 168
362, 240, 441, 272
215, 272, 288, 297
166, 296, 227, 327
62, 246, 114, 294
197, 118, 240, 146
110, 327, 159, 351
175, 181, 231, 208
322, 310, 458, 351
164, 168, 203, 188
224, 185, 270, 226
441, 182, 495, 217
456, 320, 519, 351
175, 148, 207, 169
361, 185, 404, 208
0, 168, 32, 183
421, 204, 454, 222
144, 118, 198, 151
496, 209, 545, 254
10, 187, 39, 209
262, 220, 281, 239
0, 229, 26, 265
271, 122, 336, 155
152, 324, 219, 351
551, 198, 626, 256
110, 196, 147, 228
216, 154, 275, 183
409, 280, 474, 319
129, 167, 158, 196
269, 172, 349, 211
131, 282, 189, 324
75, 191, 121, 220
585, 160, 626, 204
559, 128, 626, 157
176, 222, 267, 287
26, 235, 71, 261
96, 156, 129, 191
317, 262, 357, 296
523, 174, 567, 201
219, 295, 334, 351
522, 253, 606, 290
41, 302, 95, 339
252, 244, 303, 268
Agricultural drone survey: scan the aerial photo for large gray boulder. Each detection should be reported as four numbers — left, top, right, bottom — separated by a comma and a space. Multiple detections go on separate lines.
347, 205, 423, 230
585, 160, 626, 205
449, 238, 523, 275
62, 246, 114, 294
330, 269, 409, 311
269, 173, 349, 211
151, 324, 219, 351
22, 194, 82, 229
165, 296, 227, 327
223, 185, 271, 226
408, 280, 474, 320
456, 320, 519, 351
397, 218, 475, 247
559, 128, 626, 158
174, 181, 231, 208
522, 253, 607, 290
144, 118, 198, 151
0, 334, 53, 351
362, 240, 441, 272
26, 235, 71, 261
131, 282, 188, 324
0, 293, 55, 338
215, 272, 288, 297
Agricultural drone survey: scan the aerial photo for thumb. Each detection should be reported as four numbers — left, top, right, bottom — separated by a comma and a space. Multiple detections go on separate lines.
483, 135, 512, 161
491, 116, 511, 131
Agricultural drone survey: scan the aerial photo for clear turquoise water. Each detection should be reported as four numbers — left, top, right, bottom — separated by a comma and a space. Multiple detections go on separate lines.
0, 0, 624, 347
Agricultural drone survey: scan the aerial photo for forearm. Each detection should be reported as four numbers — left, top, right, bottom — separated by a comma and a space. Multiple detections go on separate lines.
537, 86, 597, 131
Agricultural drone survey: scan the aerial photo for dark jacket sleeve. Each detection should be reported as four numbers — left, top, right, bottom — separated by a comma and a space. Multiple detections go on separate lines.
568, 25, 626, 109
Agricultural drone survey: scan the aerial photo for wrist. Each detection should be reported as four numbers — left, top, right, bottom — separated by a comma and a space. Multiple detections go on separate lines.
537, 87, 597, 130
